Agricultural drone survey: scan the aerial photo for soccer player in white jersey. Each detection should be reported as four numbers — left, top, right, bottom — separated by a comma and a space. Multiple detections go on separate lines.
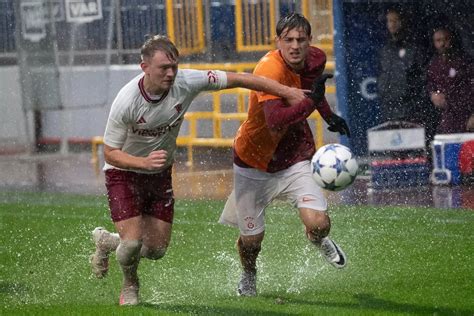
90, 35, 308, 306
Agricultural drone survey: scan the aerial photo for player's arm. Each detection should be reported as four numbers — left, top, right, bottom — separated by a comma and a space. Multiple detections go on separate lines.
263, 74, 334, 129
104, 145, 167, 171
263, 98, 316, 129
103, 108, 167, 171
225, 72, 308, 106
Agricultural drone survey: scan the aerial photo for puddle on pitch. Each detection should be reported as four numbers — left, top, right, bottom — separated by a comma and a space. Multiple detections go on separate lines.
0, 153, 472, 210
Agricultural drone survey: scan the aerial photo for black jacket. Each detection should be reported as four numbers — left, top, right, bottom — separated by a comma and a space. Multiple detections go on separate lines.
377, 34, 426, 122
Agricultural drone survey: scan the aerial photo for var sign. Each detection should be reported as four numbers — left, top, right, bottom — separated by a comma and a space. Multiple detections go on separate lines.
65, 0, 102, 23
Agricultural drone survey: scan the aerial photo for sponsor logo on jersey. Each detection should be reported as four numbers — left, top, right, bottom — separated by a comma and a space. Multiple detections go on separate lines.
131, 118, 183, 137
207, 71, 218, 84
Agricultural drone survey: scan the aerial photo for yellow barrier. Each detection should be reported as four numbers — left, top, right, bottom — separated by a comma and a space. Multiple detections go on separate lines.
235, 0, 276, 52
302, 0, 334, 56
166, 0, 205, 55
235, 0, 334, 57
91, 87, 330, 173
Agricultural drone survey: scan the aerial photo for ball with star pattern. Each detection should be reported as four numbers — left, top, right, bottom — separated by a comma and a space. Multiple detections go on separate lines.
311, 143, 359, 191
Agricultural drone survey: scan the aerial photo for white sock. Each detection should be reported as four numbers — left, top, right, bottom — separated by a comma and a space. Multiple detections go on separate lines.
116, 240, 142, 285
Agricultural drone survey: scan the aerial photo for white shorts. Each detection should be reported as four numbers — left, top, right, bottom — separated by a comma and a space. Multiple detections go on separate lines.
219, 160, 327, 236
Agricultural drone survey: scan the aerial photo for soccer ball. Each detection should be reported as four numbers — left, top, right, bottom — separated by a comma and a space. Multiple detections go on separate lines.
311, 143, 359, 191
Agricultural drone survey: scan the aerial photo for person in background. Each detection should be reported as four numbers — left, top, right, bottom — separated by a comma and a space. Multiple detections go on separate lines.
89, 35, 309, 306
427, 26, 473, 134
219, 13, 350, 297
377, 8, 431, 124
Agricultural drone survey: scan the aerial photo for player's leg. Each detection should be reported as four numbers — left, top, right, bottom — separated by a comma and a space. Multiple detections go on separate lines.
299, 208, 346, 268
140, 166, 174, 260
90, 226, 120, 278
101, 169, 144, 305
114, 216, 143, 306
299, 207, 330, 244
140, 214, 172, 260
233, 164, 275, 296
283, 161, 347, 268
237, 232, 264, 296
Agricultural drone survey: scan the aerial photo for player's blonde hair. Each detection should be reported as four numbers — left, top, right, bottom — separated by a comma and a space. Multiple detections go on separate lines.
141, 35, 179, 62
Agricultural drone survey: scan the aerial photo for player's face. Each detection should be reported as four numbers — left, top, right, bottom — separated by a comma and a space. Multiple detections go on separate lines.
276, 27, 312, 71
141, 50, 178, 94
386, 12, 401, 35
433, 30, 452, 55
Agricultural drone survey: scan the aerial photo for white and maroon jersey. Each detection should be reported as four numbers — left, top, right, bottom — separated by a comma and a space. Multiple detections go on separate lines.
103, 69, 227, 173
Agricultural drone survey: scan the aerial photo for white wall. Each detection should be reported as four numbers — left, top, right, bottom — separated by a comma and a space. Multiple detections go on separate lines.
0, 65, 142, 144
0, 67, 29, 148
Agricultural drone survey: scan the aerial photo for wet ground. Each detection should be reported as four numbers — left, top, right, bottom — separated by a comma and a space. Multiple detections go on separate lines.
0, 150, 472, 210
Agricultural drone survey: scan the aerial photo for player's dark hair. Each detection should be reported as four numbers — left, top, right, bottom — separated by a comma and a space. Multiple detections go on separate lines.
141, 34, 179, 62
276, 13, 311, 37
386, 7, 403, 18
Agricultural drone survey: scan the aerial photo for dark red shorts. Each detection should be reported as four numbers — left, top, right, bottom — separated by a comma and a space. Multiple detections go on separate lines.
105, 168, 174, 223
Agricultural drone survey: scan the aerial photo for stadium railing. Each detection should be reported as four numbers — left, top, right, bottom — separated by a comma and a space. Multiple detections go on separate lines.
90, 61, 335, 174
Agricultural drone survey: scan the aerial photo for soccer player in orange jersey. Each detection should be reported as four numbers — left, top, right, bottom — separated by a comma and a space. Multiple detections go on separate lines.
219, 13, 351, 296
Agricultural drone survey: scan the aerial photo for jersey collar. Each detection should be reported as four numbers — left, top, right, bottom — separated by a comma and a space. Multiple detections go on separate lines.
138, 76, 169, 104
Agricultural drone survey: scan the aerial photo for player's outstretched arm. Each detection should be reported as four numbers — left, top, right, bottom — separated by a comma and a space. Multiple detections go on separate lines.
225, 72, 308, 105
104, 145, 168, 171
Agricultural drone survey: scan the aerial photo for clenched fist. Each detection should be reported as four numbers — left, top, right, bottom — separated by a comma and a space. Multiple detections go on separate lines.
143, 150, 168, 170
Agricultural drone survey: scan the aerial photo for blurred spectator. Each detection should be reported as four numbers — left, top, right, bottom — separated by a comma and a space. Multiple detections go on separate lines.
377, 8, 430, 123
427, 26, 473, 134
377, 7, 439, 155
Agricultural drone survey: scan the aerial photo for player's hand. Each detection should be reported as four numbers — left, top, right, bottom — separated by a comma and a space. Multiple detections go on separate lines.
284, 87, 311, 106
143, 150, 168, 170
324, 113, 351, 137
307, 73, 333, 105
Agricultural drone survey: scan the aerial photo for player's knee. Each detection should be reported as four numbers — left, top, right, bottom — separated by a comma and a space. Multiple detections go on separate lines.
306, 221, 331, 243
116, 239, 142, 266
140, 245, 167, 260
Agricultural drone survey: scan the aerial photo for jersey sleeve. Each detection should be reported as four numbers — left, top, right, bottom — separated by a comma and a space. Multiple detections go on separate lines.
181, 69, 228, 93
252, 56, 287, 103
103, 100, 129, 149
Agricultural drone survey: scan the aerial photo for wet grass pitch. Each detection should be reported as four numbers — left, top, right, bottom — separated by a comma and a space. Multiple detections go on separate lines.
0, 191, 473, 315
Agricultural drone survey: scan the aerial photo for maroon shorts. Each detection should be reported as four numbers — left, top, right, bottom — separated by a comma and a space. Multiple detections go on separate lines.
105, 168, 174, 223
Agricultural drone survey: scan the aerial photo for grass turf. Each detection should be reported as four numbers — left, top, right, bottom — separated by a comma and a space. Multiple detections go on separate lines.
0, 191, 473, 315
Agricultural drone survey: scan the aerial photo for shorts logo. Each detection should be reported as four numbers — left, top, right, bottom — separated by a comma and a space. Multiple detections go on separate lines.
302, 197, 315, 203
244, 216, 255, 230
